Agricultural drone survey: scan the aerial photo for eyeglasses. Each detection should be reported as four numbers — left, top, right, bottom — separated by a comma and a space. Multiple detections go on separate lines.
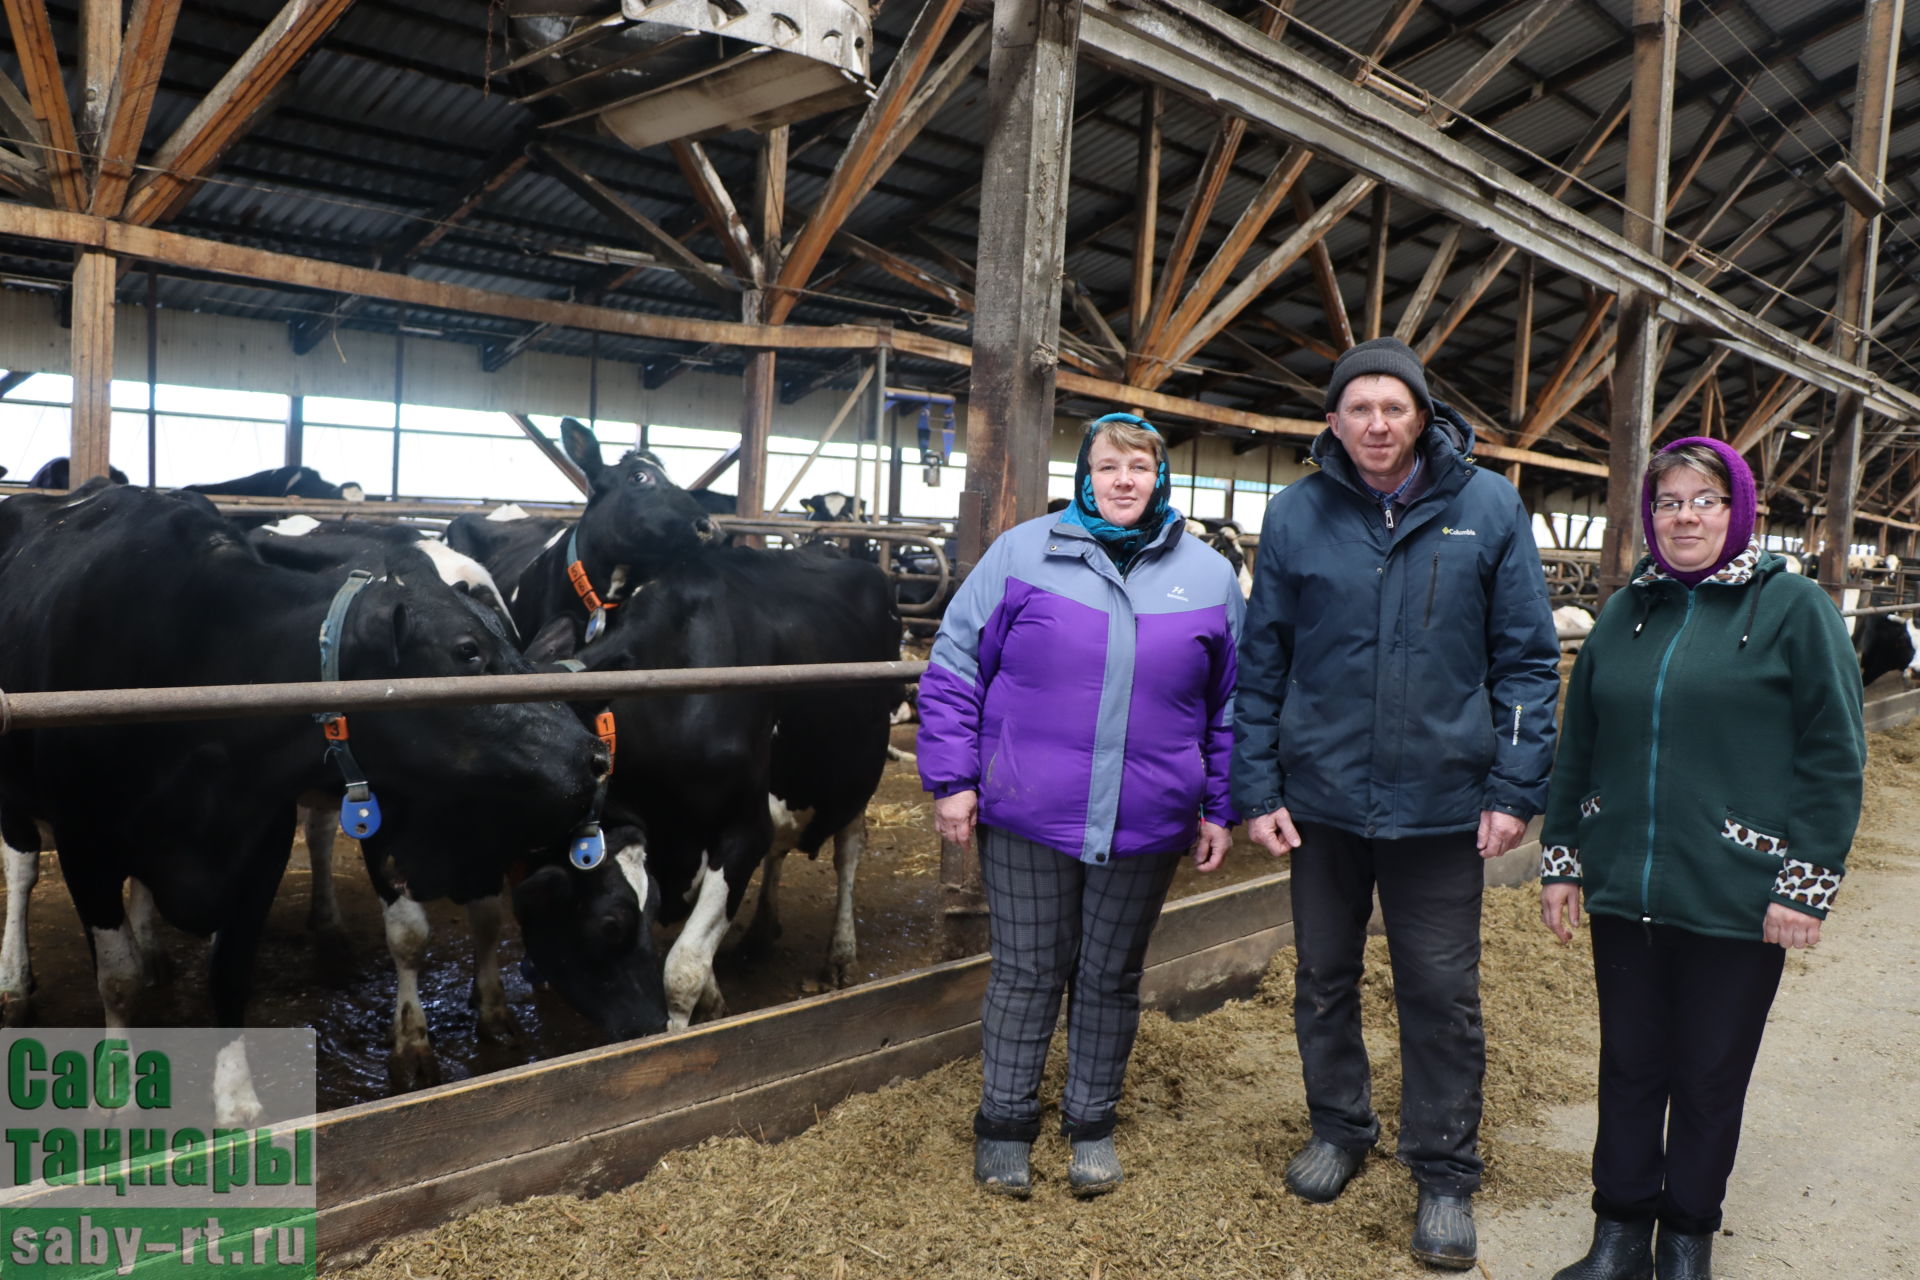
1651, 495, 1732, 515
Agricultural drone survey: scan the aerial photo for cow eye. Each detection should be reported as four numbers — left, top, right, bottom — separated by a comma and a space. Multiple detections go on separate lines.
455, 639, 484, 667
627, 469, 654, 488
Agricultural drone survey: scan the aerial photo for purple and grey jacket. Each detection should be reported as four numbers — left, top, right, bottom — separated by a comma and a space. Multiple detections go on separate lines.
918, 510, 1244, 863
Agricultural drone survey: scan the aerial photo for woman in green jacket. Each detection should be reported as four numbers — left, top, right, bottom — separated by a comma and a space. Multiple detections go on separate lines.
1537, 437, 1865, 1280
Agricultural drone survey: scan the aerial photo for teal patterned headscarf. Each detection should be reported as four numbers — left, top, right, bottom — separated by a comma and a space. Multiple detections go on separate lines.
1056, 412, 1174, 569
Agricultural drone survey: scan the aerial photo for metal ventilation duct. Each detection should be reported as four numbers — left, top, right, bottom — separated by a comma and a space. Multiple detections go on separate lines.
511, 0, 874, 150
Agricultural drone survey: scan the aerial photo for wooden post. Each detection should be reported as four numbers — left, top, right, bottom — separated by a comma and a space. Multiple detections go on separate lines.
961, 0, 1083, 558
1363, 187, 1389, 340
146, 268, 159, 485
67, 251, 115, 487
1509, 257, 1533, 429
1129, 85, 1161, 348
949, 0, 1084, 957
1598, 0, 1677, 603
736, 128, 788, 524
1821, 0, 1904, 604
390, 319, 405, 498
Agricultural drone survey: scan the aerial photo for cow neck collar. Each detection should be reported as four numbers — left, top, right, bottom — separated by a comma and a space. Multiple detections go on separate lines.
566, 525, 619, 643
316, 569, 383, 840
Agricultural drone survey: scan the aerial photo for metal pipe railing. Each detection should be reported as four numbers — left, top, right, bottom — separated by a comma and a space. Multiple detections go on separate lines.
0, 661, 928, 735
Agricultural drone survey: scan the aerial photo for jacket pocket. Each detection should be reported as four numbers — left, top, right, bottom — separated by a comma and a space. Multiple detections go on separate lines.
1720, 809, 1789, 859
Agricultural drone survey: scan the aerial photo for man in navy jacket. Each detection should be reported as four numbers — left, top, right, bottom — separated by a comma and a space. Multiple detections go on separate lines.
1231, 337, 1559, 1271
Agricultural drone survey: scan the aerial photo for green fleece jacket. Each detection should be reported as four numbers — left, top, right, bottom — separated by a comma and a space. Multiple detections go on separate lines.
1540, 543, 1865, 940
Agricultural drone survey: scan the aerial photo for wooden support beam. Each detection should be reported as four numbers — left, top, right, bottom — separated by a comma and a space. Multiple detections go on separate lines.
1509, 257, 1532, 426
77, 0, 119, 170
1067, 277, 1127, 365
1666, 78, 1750, 219
479, 264, 644, 373
837, 232, 974, 313
737, 127, 789, 523
89, 0, 183, 219
770, 0, 968, 325
535, 146, 737, 302
1292, 184, 1354, 351
1822, 0, 1905, 590
963, 0, 1082, 559
506, 413, 590, 496
1599, 0, 1678, 600
68, 251, 114, 486
1392, 223, 1461, 345
3, 0, 85, 210
1415, 86, 1630, 360
670, 140, 763, 286
122, 0, 357, 226
1129, 84, 1161, 346
1076, 0, 1920, 423
1362, 187, 1388, 340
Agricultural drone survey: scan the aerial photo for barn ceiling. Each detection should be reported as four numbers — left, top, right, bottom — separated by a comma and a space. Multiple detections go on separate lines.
0, 0, 1916, 517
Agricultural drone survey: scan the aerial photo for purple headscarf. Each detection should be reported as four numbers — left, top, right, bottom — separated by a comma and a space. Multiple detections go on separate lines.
1641, 435, 1756, 586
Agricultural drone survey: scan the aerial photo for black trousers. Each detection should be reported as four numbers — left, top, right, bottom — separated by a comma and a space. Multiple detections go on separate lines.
1588, 913, 1785, 1234
1289, 821, 1487, 1195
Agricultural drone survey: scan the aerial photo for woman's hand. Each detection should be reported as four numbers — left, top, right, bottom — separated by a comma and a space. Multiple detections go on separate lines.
1763, 901, 1822, 949
1191, 820, 1230, 872
1540, 882, 1582, 943
933, 790, 978, 847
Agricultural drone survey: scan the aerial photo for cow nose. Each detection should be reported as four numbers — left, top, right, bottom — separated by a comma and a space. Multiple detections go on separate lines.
589, 741, 613, 780
694, 517, 716, 541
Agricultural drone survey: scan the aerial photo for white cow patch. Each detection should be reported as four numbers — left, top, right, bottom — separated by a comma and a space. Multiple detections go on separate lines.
1, 838, 39, 1021
384, 895, 434, 1075
91, 921, 141, 1029
486, 503, 530, 522
260, 514, 321, 537
615, 841, 650, 909
663, 858, 730, 1032
213, 1038, 265, 1128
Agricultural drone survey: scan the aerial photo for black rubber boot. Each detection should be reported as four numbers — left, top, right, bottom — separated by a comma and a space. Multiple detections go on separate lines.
1550, 1216, 1655, 1280
973, 1136, 1032, 1199
1068, 1135, 1124, 1198
1411, 1188, 1477, 1270
1282, 1137, 1368, 1203
1654, 1226, 1713, 1279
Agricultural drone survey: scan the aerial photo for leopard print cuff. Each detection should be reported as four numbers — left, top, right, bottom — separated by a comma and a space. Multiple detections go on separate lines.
1772, 858, 1842, 915
1541, 844, 1582, 880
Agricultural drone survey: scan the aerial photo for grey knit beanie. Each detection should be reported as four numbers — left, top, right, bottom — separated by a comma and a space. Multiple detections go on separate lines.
1323, 337, 1433, 418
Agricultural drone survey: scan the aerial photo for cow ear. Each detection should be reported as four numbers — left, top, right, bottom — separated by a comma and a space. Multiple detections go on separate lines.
524, 614, 581, 665
559, 418, 603, 482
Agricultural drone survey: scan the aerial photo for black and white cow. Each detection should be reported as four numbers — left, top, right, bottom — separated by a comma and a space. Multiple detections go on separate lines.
1854, 610, 1920, 688
1184, 517, 1254, 598
0, 483, 611, 1099
26, 457, 130, 487
478, 421, 901, 1031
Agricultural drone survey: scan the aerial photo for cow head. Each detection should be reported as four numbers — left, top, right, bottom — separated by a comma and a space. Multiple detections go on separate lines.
560, 418, 718, 595
329, 552, 612, 902
511, 824, 668, 1040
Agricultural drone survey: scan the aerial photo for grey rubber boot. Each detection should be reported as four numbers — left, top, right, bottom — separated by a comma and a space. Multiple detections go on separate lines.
1283, 1137, 1368, 1203
1068, 1136, 1124, 1198
1410, 1188, 1477, 1270
1551, 1217, 1655, 1280
973, 1136, 1032, 1198
1653, 1226, 1713, 1279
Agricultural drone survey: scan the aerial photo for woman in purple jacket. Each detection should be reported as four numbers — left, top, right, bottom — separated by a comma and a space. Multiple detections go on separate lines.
918, 413, 1244, 1199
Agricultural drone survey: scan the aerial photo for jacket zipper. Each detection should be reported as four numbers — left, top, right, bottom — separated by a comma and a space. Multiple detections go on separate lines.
1642, 590, 1696, 918
1423, 552, 1439, 627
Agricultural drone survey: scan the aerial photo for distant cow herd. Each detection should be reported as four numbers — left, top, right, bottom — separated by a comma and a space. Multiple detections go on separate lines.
1, 443, 1912, 1110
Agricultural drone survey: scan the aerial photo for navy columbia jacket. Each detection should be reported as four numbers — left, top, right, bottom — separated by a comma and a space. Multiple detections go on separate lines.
1229, 406, 1561, 839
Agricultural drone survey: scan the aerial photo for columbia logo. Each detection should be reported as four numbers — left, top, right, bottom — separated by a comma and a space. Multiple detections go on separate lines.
1443, 526, 1478, 537
1167, 585, 1189, 601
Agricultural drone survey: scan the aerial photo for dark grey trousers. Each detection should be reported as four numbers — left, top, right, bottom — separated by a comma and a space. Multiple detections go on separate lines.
1289, 820, 1487, 1195
974, 825, 1180, 1143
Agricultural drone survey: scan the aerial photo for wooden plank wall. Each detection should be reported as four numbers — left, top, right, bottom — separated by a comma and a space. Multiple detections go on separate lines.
314, 871, 1294, 1266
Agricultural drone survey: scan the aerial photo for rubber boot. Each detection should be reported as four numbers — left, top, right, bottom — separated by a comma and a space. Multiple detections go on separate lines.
1654, 1225, 1713, 1279
1550, 1216, 1655, 1280
1410, 1188, 1477, 1271
973, 1136, 1032, 1199
1068, 1135, 1124, 1198
1283, 1137, 1368, 1203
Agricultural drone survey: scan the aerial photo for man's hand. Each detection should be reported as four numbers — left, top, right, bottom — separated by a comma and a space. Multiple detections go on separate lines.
1191, 820, 1231, 872
1248, 807, 1302, 857
1540, 882, 1582, 943
934, 790, 978, 847
1762, 902, 1821, 950
1477, 809, 1528, 861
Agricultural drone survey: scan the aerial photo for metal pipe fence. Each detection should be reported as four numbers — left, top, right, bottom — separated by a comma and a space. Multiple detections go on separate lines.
0, 661, 929, 735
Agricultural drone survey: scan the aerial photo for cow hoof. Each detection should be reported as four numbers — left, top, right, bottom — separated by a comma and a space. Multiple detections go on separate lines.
0, 991, 31, 1027
388, 1043, 443, 1093
822, 952, 856, 989
475, 1003, 522, 1045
